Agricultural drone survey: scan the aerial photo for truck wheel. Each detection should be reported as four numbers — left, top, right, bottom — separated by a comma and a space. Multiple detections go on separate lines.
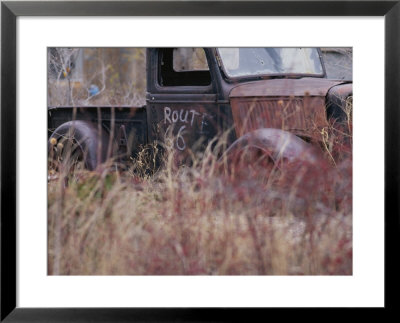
223, 145, 275, 171
219, 128, 317, 175
48, 121, 110, 178
326, 84, 352, 126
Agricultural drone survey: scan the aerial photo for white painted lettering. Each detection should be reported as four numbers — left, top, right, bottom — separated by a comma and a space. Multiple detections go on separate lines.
163, 107, 214, 151
164, 107, 171, 124
172, 110, 179, 123
179, 110, 189, 123
190, 110, 201, 126
176, 125, 186, 151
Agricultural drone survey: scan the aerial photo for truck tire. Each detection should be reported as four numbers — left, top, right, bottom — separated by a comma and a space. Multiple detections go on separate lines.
326, 83, 352, 124
220, 128, 317, 171
48, 120, 110, 172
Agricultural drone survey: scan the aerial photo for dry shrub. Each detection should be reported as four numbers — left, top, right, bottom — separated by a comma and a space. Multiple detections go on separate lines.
48, 120, 352, 275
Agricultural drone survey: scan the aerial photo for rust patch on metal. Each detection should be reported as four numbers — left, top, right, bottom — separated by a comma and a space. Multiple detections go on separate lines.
229, 78, 346, 140
230, 96, 328, 139
230, 78, 343, 98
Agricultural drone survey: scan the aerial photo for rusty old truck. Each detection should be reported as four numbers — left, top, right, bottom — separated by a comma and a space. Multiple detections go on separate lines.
48, 47, 352, 171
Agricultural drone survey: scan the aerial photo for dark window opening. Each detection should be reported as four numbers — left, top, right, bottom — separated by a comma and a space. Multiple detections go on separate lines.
158, 48, 211, 87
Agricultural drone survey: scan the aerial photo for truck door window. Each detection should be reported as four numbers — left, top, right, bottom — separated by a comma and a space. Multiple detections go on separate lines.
159, 48, 211, 87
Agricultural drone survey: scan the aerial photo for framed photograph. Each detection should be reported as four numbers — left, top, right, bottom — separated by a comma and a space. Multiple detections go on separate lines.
1, 0, 398, 321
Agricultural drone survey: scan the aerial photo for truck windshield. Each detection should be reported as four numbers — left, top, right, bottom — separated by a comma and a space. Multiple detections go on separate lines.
217, 48, 324, 78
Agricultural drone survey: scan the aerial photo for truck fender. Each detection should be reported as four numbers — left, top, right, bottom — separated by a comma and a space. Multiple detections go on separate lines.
220, 128, 318, 164
48, 120, 110, 170
326, 83, 352, 123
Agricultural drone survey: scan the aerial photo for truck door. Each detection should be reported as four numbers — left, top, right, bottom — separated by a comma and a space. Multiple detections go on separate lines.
147, 48, 219, 162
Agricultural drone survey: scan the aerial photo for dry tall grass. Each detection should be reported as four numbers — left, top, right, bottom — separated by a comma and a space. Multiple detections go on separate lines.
48, 120, 352, 275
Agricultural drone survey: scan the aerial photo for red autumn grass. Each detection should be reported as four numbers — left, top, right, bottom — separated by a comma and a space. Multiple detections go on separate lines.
48, 118, 352, 275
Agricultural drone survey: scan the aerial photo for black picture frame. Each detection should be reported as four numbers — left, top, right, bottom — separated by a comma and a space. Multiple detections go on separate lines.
1, 0, 399, 321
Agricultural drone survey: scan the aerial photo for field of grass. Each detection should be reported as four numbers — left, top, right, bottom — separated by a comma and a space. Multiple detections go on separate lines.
48, 120, 352, 275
